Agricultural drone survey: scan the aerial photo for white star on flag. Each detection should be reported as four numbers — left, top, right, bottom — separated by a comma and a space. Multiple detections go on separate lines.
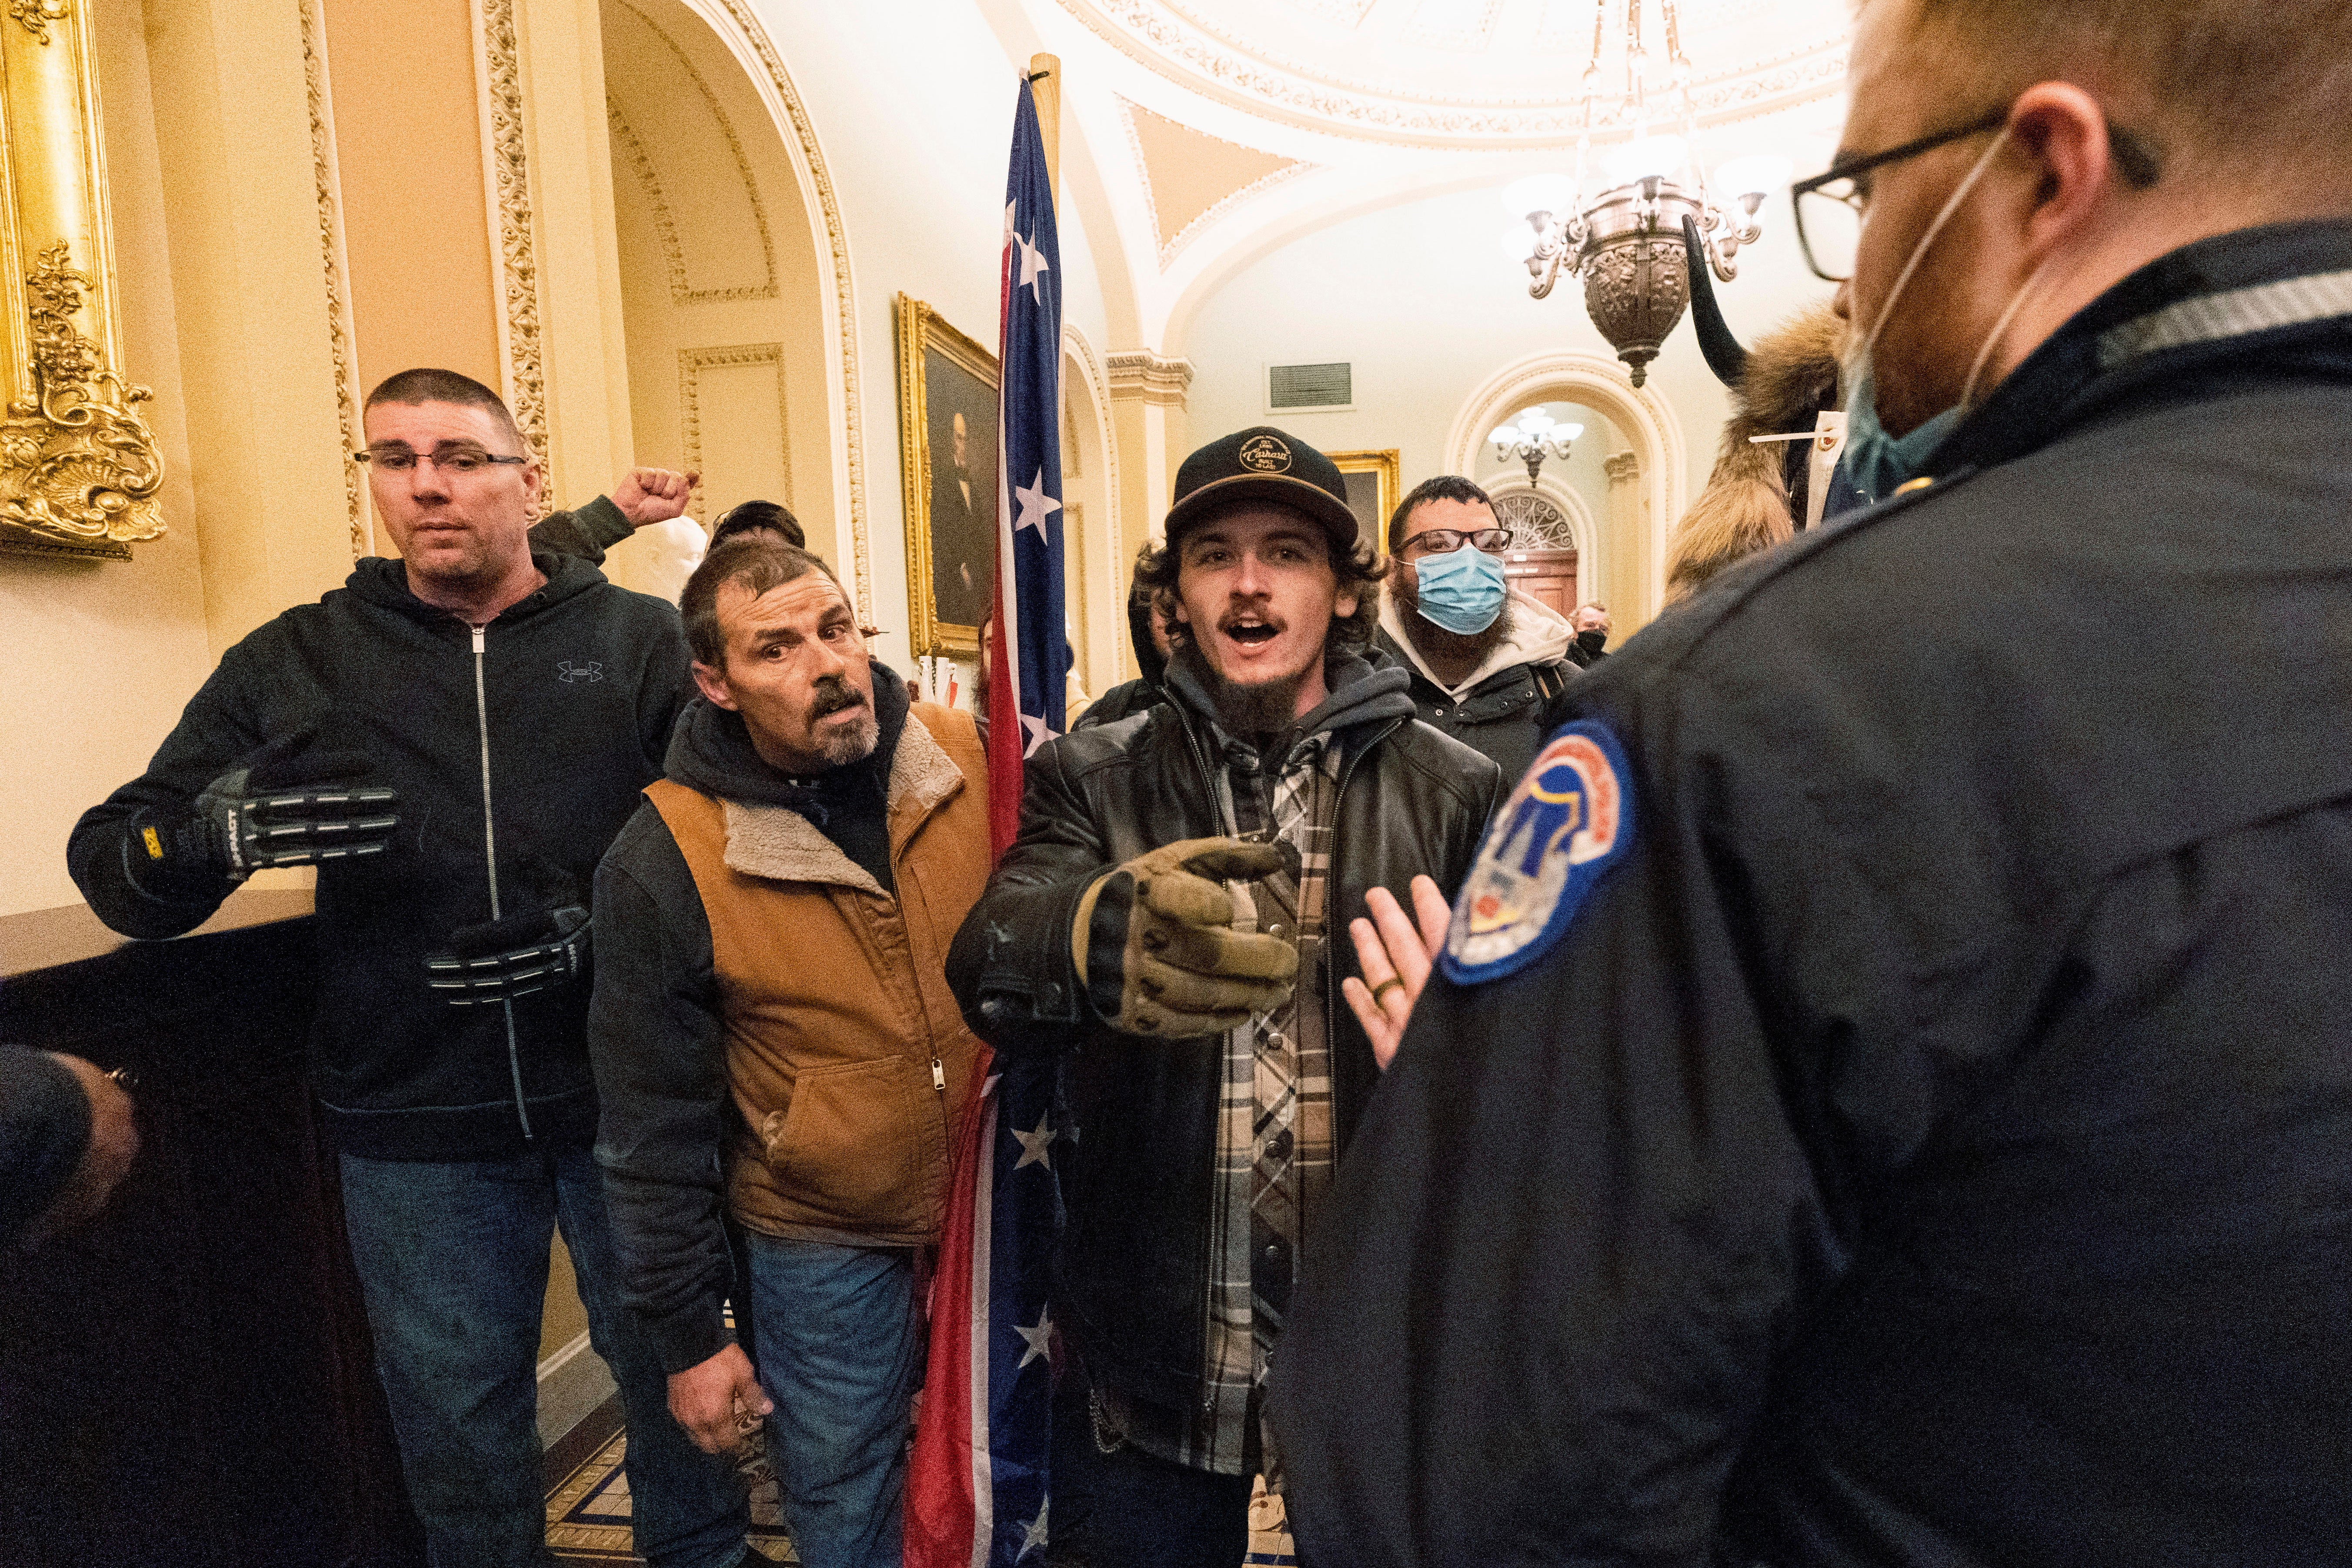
1013, 470, 1061, 538
1020, 712, 1051, 757
1020, 1499, 1050, 1557
1012, 1304, 1054, 1369
1016, 228, 1051, 301
1011, 1113, 1055, 1170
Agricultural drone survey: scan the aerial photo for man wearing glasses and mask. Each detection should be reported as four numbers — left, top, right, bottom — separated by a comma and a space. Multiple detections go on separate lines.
1375, 474, 1580, 783
1278, 2, 2352, 1565
70, 369, 756, 1568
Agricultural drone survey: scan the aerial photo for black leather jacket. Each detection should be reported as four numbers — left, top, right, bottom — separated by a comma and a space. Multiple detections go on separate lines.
946, 660, 1498, 1413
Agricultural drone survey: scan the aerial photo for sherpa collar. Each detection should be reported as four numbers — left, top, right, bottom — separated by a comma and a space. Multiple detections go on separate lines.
718, 711, 965, 893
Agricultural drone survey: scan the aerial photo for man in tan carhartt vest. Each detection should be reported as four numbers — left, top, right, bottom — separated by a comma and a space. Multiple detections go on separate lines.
588, 534, 988, 1568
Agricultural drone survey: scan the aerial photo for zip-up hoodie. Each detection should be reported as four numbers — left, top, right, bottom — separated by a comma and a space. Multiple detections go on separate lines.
1373, 586, 1579, 783
69, 549, 692, 1159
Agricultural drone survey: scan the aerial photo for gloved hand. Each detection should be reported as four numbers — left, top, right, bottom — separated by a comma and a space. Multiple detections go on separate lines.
424, 905, 592, 1005
135, 733, 398, 887
1073, 837, 1300, 1038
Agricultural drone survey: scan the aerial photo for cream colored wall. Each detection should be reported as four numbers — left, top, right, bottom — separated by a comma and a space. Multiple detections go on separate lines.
324, 0, 505, 400
597, 0, 834, 601
0, 0, 213, 918
735, 0, 1123, 681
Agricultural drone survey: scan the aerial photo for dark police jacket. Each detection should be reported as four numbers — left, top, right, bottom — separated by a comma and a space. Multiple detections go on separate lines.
70, 548, 691, 1160
947, 654, 1496, 1415
1276, 221, 2352, 1566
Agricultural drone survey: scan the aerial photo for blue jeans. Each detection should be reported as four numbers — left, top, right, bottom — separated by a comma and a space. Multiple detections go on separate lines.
340, 1144, 748, 1568
742, 1233, 920, 1568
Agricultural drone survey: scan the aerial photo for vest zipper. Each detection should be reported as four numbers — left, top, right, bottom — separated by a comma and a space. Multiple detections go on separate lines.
471, 622, 532, 1141
931, 1057, 946, 1092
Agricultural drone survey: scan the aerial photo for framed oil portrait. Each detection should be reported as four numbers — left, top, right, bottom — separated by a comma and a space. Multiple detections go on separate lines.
896, 294, 1000, 657
1326, 449, 1401, 555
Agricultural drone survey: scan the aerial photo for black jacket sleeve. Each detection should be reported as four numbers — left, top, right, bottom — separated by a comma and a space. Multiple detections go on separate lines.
944, 737, 1113, 1052
67, 643, 270, 939
1274, 707, 1827, 1568
527, 495, 634, 567
586, 804, 736, 1375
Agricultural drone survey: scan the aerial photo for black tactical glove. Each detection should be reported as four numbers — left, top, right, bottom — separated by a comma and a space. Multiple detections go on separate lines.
425, 905, 592, 1005
1073, 837, 1300, 1039
133, 733, 398, 888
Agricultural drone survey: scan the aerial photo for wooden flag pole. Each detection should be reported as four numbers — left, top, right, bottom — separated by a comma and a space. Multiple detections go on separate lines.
1028, 53, 1061, 210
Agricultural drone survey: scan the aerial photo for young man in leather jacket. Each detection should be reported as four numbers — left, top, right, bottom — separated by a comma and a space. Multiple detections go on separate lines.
946, 427, 1498, 1567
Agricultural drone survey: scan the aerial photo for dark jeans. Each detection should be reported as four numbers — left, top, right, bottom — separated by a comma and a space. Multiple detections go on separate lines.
741, 1233, 920, 1568
1045, 1371, 1252, 1568
340, 1144, 748, 1568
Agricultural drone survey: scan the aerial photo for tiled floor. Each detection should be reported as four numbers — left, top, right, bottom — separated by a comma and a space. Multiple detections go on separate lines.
541, 1415, 1294, 1566
545, 1425, 796, 1564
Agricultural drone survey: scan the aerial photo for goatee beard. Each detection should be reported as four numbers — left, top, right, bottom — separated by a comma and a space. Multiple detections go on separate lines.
1390, 569, 1514, 669
1172, 636, 1308, 741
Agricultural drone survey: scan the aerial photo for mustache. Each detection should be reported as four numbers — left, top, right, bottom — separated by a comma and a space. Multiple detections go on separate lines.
809, 676, 867, 718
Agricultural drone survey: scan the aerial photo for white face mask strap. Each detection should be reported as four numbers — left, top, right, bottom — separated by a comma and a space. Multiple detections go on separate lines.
1960, 244, 2068, 409
1858, 124, 2014, 367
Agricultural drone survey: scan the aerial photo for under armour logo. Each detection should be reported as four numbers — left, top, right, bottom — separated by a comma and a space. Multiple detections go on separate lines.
557, 660, 604, 684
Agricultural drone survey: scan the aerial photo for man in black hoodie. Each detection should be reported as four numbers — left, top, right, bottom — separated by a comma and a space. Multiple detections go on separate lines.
70, 370, 750, 1568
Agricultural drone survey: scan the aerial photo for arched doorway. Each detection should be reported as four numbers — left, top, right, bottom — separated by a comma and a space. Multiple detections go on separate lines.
594, 0, 845, 606
1447, 351, 1686, 632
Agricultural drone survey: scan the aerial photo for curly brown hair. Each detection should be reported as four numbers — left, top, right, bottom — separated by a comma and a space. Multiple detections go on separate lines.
1133, 503, 1388, 654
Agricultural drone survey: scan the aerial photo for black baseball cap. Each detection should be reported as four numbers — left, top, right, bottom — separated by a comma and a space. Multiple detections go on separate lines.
710, 499, 805, 550
1164, 427, 1358, 554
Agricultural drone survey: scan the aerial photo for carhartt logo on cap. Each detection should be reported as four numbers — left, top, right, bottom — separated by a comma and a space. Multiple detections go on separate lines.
1238, 434, 1291, 473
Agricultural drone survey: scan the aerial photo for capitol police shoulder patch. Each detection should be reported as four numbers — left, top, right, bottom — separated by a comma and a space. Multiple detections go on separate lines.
1441, 721, 1634, 984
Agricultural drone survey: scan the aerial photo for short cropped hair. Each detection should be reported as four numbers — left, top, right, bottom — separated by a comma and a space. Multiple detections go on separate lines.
1575, 601, 1609, 615
1387, 474, 1492, 553
680, 534, 843, 668
1134, 503, 1388, 655
364, 368, 523, 446
711, 499, 806, 550
1877, 0, 2352, 176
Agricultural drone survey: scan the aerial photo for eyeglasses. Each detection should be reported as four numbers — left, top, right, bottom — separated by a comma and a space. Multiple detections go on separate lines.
1790, 107, 2167, 284
353, 442, 530, 475
1788, 108, 2009, 283
1399, 527, 1513, 557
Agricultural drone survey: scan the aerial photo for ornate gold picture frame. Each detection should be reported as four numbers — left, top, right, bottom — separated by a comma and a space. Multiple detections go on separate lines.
0, 2, 167, 559
1327, 448, 1400, 555
895, 294, 999, 657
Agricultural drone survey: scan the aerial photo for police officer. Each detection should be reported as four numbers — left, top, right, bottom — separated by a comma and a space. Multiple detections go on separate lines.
1274, 1, 2352, 1563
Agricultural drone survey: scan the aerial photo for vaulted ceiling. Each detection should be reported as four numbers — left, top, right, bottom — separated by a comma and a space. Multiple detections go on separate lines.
1054, 0, 1850, 147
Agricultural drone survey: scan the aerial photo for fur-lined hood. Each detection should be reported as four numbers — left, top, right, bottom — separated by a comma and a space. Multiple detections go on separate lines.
1665, 303, 1845, 601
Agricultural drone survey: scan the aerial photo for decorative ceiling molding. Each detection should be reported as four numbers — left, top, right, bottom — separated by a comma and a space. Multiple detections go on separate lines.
1398, 0, 1505, 51
1106, 349, 1194, 406
1057, 0, 1846, 147
1117, 98, 1313, 268
611, 0, 779, 304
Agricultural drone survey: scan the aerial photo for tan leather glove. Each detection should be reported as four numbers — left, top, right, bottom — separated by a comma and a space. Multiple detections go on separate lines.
1072, 837, 1301, 1038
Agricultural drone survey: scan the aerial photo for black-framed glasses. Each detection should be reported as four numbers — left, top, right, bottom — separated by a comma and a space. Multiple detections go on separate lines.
1788, 108, 2009, 283
353, 442, 530, 476
1400, 526, 1513, 557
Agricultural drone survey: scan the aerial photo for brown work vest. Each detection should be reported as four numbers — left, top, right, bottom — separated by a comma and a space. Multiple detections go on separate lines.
646, 703, 990, 1246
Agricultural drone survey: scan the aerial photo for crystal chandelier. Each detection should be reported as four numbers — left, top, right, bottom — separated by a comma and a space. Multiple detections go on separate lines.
1499, 0, 1789, 386
1490, 409, 1582, 485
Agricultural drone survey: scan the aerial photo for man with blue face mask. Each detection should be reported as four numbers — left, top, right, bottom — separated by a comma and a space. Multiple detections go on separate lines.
1278, 0, 2352, 1564
1375, 476, 1580, 784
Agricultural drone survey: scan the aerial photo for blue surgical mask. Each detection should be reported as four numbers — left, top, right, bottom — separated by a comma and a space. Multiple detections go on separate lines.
1413, 544, 1508, 635
1836, 364, 1964, 506
1833, 125, 2008, 510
